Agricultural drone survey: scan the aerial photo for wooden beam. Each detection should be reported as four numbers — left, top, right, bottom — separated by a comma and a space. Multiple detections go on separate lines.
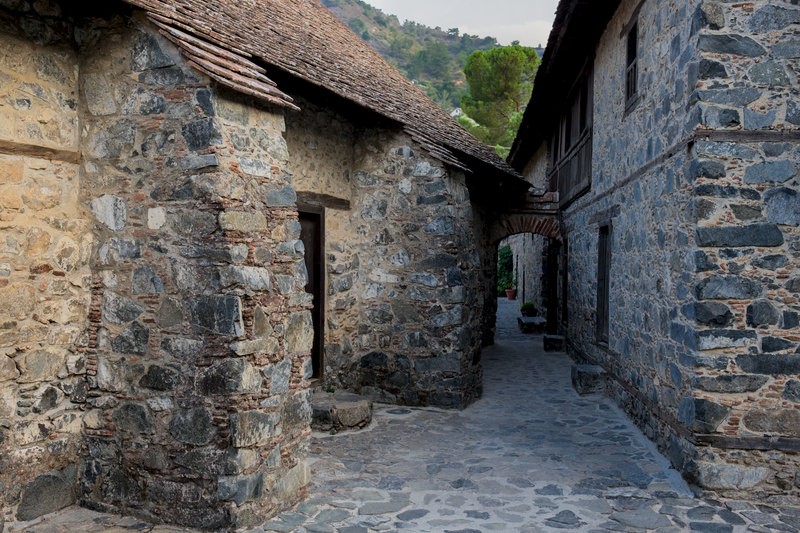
695, 130, 800, 143
296, 191, 350, 211
0, 139, 79, 164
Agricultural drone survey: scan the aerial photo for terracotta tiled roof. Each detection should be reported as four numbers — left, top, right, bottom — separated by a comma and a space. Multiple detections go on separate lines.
124, 0, 521, 178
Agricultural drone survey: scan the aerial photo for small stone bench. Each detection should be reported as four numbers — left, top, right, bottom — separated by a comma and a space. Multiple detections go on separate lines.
517, 316, 547, 333
311, 390, 372, 432
571, 364, 607, 395
543, 334, 565, 352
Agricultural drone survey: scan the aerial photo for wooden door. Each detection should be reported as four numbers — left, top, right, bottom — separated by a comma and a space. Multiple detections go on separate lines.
299, 210, 323, 379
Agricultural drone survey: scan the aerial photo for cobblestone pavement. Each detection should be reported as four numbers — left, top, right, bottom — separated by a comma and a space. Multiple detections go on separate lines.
19, 298, 800, 532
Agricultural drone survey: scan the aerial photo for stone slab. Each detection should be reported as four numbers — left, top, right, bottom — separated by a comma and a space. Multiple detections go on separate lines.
312, 391, 372, 432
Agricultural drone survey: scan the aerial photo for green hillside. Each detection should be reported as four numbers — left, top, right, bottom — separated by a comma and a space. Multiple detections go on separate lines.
321, 0, 501, 111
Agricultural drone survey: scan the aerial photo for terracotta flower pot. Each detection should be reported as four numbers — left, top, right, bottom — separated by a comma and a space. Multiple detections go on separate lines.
505, 288, 517, 300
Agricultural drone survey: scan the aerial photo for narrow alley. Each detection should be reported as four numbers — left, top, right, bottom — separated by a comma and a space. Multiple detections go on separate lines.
23, 299, 800, 532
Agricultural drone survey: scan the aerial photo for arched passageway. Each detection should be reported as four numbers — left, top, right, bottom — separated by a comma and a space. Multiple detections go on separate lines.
481, 191, 562, 347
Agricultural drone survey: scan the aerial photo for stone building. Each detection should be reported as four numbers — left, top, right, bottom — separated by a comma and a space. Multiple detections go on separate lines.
0, 0, 536, 529
510, 0, 800, 500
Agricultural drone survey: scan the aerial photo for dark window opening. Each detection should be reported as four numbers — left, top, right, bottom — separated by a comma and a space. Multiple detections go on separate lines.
596, 225, 611, 344
625, 22, 638, 107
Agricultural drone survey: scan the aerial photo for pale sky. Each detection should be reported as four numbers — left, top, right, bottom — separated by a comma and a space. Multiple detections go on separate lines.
365, 0, 559, 48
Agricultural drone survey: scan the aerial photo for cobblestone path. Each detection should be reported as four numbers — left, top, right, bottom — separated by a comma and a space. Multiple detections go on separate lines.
259, 299, 800, 532
19, 299, 800, 532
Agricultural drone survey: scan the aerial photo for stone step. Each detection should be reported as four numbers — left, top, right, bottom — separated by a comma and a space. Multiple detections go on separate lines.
543, 334, 565, 352
311, 390, 372, 432
571, 364, 607, 395
517, 316, 547, 333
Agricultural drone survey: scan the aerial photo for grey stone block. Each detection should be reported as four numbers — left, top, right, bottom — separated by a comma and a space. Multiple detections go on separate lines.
744, 161, 796, 184
695, 302, 733, 327
131, 266, 164, 294
110, 321, 149, 355
199, 358, 262, 395
231, 410, 280, 447
182, 117, 222, 150
571, 365, 606, 395
543, 335, 565, 352
139, 365, 179, 391
311, 391, 372, 432
749, 5, 800, 32
679, 397, 729, 433
765, 188, 800, 226
169, 407, 217, 445
783, 380, 800, 402
693, 375, 768, 393
266, 185, 297, 207
752, 254, 788, 270
102, 292, 143, 325
737, 354, 800, 375
762, 336, 795, 353
696, 275, 762, 300
16, 466, 76, 521
697, 329, 757, 350
698, 34, 766, 57
113, 403, 153, 434
695, 224, 783, 248
694, 461, 769, 490
746, 300, 780, 327
743, 409, 800, 437
188, 295, 244, 336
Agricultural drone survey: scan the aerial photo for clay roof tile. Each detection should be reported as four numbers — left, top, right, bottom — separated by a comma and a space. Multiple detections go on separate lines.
123, 0, 521, 179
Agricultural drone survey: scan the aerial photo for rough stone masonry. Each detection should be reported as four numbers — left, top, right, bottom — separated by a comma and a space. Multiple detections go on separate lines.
0, 0, 532, 529
1, 5, 312, 529
513, 0, 800, 501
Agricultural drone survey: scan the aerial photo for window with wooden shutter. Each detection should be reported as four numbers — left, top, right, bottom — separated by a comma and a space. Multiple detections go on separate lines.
547, 70, 593, 206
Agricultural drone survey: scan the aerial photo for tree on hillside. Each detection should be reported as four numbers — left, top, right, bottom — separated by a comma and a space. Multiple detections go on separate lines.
459, 45, 540, 157
410, 41, 451, 79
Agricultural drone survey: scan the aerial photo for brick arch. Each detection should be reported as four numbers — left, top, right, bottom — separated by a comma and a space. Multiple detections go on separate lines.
491, 213, 561, 244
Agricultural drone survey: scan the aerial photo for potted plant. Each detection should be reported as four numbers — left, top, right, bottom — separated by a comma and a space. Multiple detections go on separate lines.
520, 302, 537, 317
504, 275, 518, 300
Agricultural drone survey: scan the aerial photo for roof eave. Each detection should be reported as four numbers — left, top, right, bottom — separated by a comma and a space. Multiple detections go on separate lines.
508, 0, 622, 170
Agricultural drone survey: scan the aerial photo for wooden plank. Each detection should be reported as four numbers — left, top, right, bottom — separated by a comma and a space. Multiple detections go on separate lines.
0, 139, 79, 164
695, 434, 800, 453
695, 129, 800, 143
296, 191, 351, 211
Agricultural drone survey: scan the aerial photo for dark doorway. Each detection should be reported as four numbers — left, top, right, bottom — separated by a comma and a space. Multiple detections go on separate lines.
299, 210, 324, 379
544, 238, 560, 334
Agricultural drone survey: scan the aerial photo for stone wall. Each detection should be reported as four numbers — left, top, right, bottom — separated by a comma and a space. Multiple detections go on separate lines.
0, 2, 90, 525
546, 0, 800, 499
321, 130, 486, 408
285, 99, 355, 202
284, 97, 490, 408
75, 15, 311, 529
681, 0, 800, 499
505, 233, 546, 314
546, 0, 704, 490
74, 19, 312, 528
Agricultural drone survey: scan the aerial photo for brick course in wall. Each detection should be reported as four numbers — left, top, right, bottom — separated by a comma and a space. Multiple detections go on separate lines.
76, 19, 312, 528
